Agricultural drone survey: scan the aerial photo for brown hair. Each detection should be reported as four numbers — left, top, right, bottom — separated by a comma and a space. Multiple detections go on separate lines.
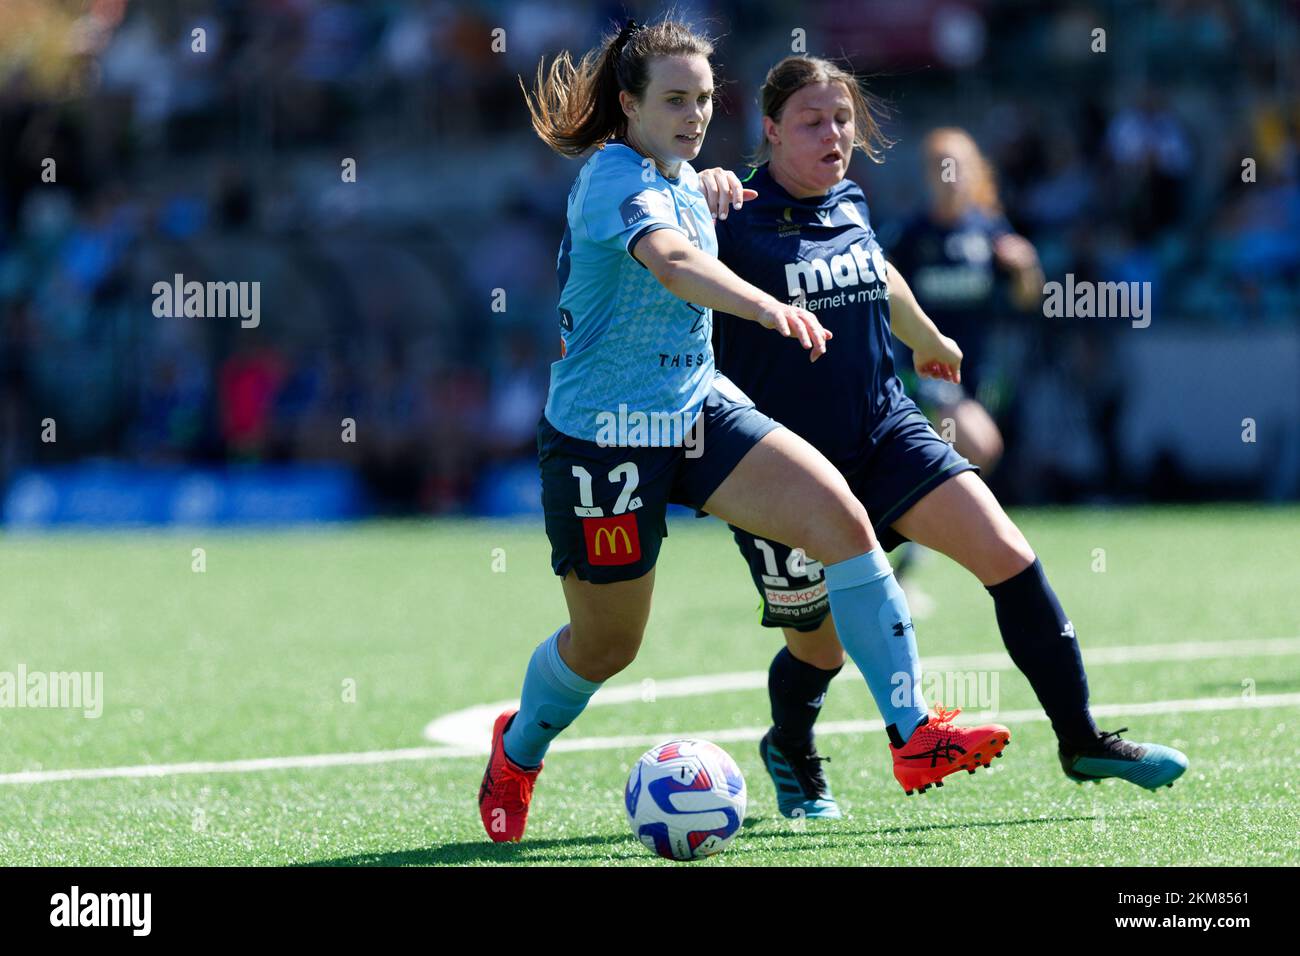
749, 56, 893, 166
520, 16, 715, 158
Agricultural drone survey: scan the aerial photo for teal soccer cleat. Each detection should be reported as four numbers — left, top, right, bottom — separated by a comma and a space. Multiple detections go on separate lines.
759, 730, 842, 819
1059, 727, 1188, 790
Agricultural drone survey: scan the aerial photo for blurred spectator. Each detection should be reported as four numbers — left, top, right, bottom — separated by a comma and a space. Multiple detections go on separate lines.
0, 0, 1296, 512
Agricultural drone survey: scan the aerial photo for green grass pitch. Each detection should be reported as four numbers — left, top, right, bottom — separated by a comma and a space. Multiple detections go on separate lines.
1, 505, 1297, 865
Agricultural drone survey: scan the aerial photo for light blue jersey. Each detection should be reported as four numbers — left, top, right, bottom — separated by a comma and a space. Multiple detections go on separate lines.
545, 140, 718, 445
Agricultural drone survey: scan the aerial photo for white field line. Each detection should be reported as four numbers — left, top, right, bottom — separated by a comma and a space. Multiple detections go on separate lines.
1, 692, 1297, 786
422, 635, 1300, 748
1, 638, 1297, 786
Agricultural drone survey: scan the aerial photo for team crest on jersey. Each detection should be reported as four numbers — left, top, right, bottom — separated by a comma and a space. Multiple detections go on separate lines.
778, 207, 800, 237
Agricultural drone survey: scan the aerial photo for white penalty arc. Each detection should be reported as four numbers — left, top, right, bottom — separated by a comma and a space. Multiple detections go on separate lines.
421, 635, 1300, 750
0, 636, 1297, 786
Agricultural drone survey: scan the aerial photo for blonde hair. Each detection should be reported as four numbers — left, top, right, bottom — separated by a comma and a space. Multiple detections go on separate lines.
923, 127, 1003, 215
749, 55, 893, 165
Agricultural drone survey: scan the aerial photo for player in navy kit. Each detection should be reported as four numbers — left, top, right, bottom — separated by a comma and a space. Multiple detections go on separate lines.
697, 55, 1186, 819
888, 127, 1045, 475
478, 21, 1008, 844
884, 129, 1045, 605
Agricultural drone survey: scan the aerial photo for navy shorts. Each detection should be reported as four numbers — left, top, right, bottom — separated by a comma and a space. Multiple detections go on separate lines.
729, 404, 978, 632
539, 373, 782, 584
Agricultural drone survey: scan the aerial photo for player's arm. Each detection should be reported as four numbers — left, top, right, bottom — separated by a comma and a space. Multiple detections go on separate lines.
993, 233, 1045, 311
885, 260, 962, 383
632, 227, 832, 362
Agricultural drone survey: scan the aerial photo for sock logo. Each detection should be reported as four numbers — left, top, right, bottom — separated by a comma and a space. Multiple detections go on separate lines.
892, 620, 914, 638
1062, 621, 1076, 638
806, 692, 827, 710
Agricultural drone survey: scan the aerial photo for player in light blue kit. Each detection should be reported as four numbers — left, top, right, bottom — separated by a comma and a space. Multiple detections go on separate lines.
478, 17, 1009, 844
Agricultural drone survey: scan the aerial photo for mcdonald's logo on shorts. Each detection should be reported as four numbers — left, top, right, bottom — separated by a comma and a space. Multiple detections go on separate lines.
582, 513, 641, 566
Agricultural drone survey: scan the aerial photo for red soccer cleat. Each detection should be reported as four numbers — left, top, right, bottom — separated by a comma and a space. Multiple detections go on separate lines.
478, 709, 543, 842
891, 704, 1010, 795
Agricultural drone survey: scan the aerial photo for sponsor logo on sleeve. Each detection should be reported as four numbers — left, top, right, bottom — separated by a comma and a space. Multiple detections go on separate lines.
620, 189, 675, 228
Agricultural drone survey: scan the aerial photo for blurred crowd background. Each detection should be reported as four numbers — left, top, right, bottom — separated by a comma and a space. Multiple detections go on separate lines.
1, 0, 1298, 523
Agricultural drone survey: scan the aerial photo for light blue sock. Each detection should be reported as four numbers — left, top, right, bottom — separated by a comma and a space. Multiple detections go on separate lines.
501, 625, 602, 768
823, 549, 928, 746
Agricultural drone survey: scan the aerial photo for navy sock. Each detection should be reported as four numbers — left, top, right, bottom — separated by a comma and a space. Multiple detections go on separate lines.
986, 559, 1098, 747
768, 646, 842, 752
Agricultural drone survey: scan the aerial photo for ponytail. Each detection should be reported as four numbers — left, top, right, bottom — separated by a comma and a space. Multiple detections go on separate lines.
521, 16, 715, 158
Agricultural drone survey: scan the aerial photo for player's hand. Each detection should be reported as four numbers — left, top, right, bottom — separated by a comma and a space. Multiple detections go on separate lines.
993, 233, 1038, 271
754, 299, 832, 362
913, 333, 962, 383
697, 167, 758, 221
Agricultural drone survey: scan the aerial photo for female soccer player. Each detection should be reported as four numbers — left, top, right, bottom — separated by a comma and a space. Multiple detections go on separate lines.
478, 19, 1008, 843
695, 55, 1186, 819
889, 127, 1045, 475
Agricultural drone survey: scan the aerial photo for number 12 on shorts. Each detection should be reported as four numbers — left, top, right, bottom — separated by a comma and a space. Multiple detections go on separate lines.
572, 463, 643, 566
570, 464, 641, 517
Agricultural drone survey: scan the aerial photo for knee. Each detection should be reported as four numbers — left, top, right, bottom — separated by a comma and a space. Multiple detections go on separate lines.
983, 526, 1036, 584
973, 435, 1004, 473
800, 638, 846, 671
804, 493, 876, 564
783, 611, 845, 669
565, 626, 640, 682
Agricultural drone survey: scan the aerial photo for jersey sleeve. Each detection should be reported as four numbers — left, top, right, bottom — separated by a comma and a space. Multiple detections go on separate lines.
581, 155, 686, 256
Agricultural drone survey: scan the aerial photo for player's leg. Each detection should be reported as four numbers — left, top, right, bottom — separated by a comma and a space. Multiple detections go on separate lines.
783, 621, 845, 670
480, 423, 672, 842
501, 568, 655, 770
704, 426, 930, 745
680, 377, 1008, 796
940, 397, 1004, 474
891, 469, 1188, 789
760, 619, 846, 817
701, 424, 1010, 797
481, 571, 656, 843
728, 522, 846, 816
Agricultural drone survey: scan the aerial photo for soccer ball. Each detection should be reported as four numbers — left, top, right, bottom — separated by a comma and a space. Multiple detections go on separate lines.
624, 738, 747, 861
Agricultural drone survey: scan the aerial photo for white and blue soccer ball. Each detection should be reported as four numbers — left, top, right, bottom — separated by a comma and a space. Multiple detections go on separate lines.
624, 738, 747, 861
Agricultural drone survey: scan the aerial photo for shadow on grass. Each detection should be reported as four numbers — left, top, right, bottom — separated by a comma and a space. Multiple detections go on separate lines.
299, 813, 1109, 866
299, 832, 641, 866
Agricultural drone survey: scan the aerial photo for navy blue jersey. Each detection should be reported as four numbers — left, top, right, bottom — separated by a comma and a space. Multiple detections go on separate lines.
883, 207, 1012, 395
713, 164, 908, 471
